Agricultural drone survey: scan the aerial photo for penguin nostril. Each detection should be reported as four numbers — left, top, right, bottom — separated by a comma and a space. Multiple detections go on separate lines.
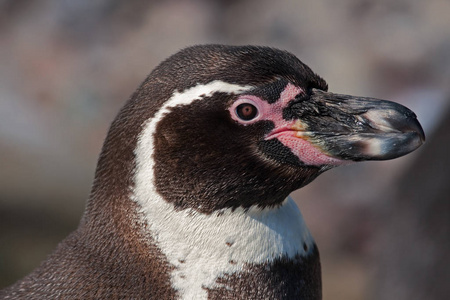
303, 242, 308, 252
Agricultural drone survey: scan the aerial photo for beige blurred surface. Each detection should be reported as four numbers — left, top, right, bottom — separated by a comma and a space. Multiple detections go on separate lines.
1, 1, 449, 298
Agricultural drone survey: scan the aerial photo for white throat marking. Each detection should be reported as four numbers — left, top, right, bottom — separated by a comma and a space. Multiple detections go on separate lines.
132, 81, 315, 299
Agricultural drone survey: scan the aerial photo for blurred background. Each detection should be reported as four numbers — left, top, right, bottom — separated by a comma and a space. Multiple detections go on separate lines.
0, 0, 449, 299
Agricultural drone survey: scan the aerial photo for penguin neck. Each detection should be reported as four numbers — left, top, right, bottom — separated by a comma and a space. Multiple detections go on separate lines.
129, 81, 317, 298
132, 188, 316, 299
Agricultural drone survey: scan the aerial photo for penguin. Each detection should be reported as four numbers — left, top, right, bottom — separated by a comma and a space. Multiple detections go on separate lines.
1, 45, 425, 299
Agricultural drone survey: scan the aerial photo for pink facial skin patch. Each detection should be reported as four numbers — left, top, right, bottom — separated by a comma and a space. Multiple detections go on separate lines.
269, 130, 346, 166
230, 83, 347, 167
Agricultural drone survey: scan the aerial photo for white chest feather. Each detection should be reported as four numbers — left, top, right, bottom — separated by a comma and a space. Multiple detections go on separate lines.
135, 195, 313, 299
132, 81, 315, 299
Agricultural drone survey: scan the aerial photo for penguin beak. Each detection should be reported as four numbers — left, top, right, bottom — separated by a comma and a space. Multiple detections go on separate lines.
288, 89, 425, 161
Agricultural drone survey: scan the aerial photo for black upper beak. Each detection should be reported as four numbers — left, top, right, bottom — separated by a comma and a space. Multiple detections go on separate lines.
288, 89, 425, 161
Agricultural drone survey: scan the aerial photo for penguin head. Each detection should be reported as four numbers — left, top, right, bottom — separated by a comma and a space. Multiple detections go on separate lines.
93, 45, 425, 214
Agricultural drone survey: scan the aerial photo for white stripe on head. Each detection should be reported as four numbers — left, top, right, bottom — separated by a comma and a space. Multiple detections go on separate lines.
132, 80, 315, 299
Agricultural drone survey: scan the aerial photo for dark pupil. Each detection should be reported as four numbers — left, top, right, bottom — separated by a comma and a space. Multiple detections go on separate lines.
236, 103, 257, 120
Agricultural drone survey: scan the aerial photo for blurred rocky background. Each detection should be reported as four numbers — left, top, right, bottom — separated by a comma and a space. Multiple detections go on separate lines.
0, 0, 449, 299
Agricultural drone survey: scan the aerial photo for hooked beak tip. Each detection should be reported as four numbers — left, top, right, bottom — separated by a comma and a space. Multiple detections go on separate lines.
405, 116, 426, 143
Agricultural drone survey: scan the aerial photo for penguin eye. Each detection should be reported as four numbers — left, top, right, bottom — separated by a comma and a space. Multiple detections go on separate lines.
236, 103, 258, 121
229, 97, 263, 124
